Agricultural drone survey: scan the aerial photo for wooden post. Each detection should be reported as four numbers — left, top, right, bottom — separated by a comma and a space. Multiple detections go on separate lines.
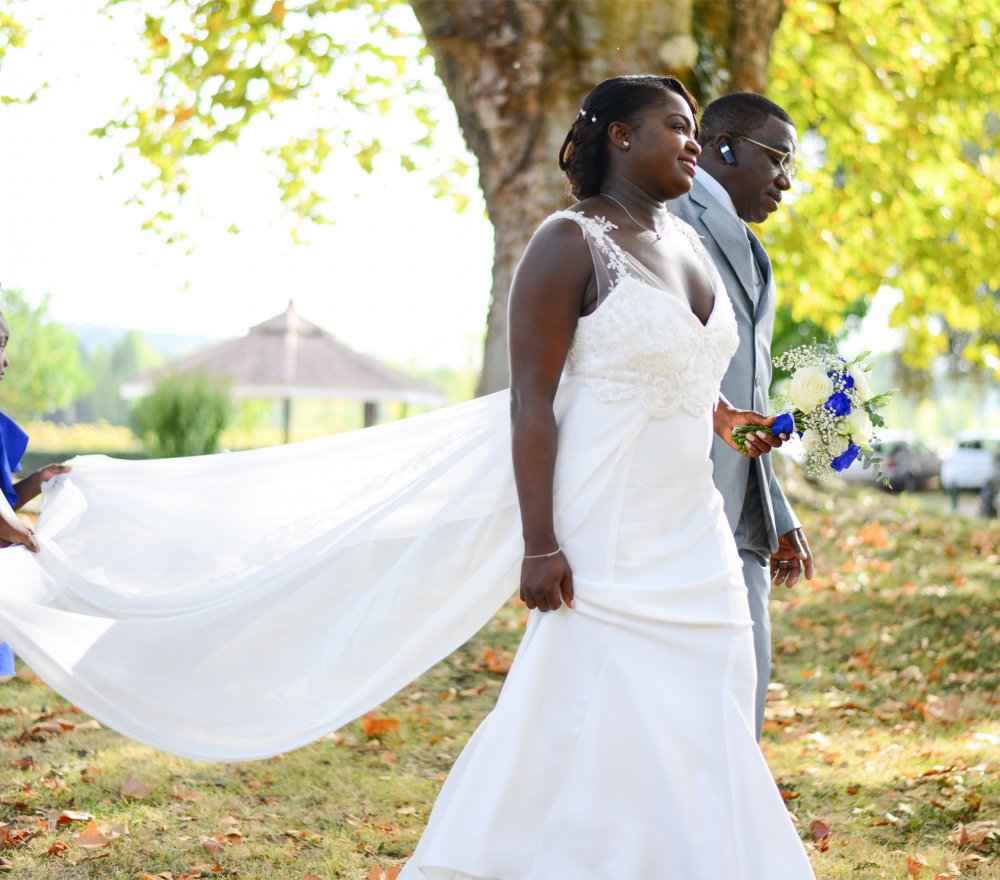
282, 398, 292, 443
363, 401, 377, 428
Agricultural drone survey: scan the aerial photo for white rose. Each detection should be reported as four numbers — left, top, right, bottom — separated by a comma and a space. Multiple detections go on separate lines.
788, 365, 834, 412
846, 409, 874, 446
800, 429, 824, 455
848, 363, 873, 402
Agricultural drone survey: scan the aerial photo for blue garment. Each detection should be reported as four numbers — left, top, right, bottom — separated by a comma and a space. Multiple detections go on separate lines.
1, 413, 29, 680
0, 641, 14, 678
0, 411, 29, 508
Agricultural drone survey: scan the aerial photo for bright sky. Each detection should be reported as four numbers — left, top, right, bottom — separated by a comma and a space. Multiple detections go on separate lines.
0, 1, 494, 370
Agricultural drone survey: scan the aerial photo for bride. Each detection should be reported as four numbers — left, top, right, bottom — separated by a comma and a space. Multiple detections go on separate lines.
0, 75, 814, 878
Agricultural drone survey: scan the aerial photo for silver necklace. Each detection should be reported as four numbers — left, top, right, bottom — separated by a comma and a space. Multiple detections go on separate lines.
602, 193, 666, 241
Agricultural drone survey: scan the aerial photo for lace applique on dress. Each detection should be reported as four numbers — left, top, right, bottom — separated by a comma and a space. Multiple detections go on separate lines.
539, 210, 739, 419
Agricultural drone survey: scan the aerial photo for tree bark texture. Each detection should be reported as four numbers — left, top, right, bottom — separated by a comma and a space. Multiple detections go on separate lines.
411, 0, 784, 393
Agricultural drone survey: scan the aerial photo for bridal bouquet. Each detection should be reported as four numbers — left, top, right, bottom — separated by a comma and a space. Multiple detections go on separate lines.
733, 345, 894, 484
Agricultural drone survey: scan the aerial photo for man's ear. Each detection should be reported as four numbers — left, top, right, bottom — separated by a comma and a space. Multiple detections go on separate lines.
716, 135, 737, 167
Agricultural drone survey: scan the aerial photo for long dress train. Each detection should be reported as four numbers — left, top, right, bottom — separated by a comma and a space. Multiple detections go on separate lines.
0, 210, 814, 878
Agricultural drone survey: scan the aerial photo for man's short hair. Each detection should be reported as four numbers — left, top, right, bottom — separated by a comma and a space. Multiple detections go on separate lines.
698, 92, 794, 146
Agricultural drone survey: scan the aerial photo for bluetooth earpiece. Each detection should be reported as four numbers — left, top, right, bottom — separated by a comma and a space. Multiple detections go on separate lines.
720, 142, 736, 166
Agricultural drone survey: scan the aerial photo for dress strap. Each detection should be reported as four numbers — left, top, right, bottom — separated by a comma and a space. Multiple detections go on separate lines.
540, 210, 631, 306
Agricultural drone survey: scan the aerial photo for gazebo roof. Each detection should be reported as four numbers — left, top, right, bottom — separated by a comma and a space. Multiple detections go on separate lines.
121, 301, 446, 406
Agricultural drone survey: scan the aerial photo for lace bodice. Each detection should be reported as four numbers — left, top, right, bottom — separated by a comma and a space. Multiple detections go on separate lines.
546, 210, 739, 419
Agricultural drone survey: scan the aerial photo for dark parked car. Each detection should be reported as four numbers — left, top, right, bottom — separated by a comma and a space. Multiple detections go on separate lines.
839, 429, 942, 491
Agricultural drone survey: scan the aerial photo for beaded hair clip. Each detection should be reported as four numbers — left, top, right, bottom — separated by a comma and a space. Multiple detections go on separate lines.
578, 108, 597, 123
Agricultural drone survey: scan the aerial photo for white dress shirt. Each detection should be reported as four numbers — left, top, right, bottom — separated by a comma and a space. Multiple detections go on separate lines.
695, 169, 762, 297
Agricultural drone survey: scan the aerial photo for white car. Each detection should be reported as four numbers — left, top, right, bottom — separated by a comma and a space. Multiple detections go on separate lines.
940, 429, 1000, 491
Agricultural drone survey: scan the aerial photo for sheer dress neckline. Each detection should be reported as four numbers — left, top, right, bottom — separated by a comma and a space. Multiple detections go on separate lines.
550, 209, 719, 329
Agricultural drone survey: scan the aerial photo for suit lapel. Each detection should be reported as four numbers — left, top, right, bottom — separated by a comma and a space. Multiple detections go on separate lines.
745, 226, 773, 322
688, 181, 757, 307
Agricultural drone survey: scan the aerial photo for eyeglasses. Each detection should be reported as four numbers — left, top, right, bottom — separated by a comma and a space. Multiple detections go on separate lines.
736, 135, 798, 180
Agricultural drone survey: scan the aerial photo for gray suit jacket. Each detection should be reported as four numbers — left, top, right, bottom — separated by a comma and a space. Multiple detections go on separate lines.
670, 178, 798, 554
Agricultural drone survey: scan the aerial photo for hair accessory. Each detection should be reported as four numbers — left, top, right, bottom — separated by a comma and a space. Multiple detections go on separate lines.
579, 108, 586, 117
590, 115, 597, 123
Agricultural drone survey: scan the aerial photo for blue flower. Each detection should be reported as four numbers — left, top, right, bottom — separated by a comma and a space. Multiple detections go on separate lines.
824, 392, 852, 417
771, 412, 795, 436
827, 368, 854, 390
831, 443, 861, 472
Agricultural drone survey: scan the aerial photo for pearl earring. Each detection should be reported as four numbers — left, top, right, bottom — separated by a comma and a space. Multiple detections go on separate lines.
623, 140, 629, 147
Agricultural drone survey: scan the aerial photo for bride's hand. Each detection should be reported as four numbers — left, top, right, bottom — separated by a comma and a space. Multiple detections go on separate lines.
0, 515, 39, 553
520, 552, 574, 612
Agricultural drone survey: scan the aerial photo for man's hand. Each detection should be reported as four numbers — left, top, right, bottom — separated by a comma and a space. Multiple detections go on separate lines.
770, 528, 813, 587
714, 399, 789, 458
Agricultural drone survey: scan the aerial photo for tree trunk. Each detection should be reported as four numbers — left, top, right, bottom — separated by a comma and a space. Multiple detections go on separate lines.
411, 0, 784, 394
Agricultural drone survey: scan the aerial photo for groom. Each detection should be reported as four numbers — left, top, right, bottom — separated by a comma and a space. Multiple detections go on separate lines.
671, 93, 814, 739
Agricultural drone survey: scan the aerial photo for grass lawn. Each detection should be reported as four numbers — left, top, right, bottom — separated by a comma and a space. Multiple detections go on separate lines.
1, 478, 997, 879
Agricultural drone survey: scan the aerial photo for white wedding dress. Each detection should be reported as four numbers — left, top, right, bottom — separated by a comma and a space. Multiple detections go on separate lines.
0, 211, 814, 879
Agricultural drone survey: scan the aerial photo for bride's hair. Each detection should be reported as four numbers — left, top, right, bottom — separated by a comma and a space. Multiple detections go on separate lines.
559, 75, 699, 201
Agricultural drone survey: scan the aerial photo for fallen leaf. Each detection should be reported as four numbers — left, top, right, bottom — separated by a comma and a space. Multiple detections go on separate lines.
809, 819, 831, 840
857, 520, 890, 548
479, 648, 512, 674
361, 715, 400, 738
22, 719, 75, 739
72, 819, 125, 849
921, 694, 962, 725
57, 810, 94, 826
0, 827, 33, 847
184, 864, 221, 875
69, 852, 111, 866
121, 774, 153, 799
907, 853, 925, 876
949, 820, 998, 847
43, 840, 69, 858
200, 835, 227, 855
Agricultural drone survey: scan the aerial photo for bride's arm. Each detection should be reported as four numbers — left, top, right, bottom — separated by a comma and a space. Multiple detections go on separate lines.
508, 220, 593, 613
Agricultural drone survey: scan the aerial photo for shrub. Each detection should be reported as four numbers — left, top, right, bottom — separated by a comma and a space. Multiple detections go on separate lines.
129, 372, 233, 458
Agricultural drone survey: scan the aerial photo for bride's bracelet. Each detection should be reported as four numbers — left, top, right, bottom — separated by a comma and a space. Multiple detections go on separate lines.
523, 547, 562, 560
